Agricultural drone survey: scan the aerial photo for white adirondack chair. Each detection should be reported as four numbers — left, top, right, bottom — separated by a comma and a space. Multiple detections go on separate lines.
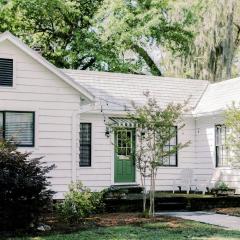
172, 168, 193, 194
172, 179, 177, 194
181, 169, 193, 194
194, 179, 208, 195
196, 178, 217, 194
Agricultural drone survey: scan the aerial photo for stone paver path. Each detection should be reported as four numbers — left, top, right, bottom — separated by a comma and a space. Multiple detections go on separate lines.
157, 211, 240, 231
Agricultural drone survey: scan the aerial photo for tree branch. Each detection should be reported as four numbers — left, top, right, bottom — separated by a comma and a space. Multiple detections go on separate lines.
233, 22, 240, 47
132, 44, 162, 76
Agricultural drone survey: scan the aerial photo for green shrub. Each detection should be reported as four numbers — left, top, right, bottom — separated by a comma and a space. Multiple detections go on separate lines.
0, 140, 55, 231
56, 181, 104, 223
215, 181, 229, 190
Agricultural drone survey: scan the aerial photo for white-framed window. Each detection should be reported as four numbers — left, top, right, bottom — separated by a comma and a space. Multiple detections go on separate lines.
0, 111, 35, 147
160, 126, 178, 167
215, 124, 229, 167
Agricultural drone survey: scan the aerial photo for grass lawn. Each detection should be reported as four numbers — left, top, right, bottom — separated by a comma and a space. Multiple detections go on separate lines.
9, 215, 240, 240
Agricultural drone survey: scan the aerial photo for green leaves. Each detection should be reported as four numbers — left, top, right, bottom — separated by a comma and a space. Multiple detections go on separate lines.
0, 0, 124, 71
128, 93, 190, 169
56, 181, 105, 223
0, 139, 55, 230
0, 0, 195, 75
95, 0, 194, 75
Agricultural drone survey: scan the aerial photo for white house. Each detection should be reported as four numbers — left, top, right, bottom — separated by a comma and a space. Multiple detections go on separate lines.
0, 31, 240, 198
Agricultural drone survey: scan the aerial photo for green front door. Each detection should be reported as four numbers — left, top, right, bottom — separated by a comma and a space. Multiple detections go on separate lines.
114, 128, 135, 183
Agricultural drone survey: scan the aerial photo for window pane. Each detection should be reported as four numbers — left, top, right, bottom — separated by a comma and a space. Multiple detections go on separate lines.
169, 127, 177, 145
216, 126, 220, 146
80, 123, 91, 166
116, 130, 133, 157
170, 155, 176, 165
5, 112, 34, 146
161, 127, 177, 166
215, 125, 228, 167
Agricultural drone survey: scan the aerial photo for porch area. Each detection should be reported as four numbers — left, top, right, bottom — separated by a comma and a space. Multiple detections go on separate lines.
103, 187, 240, 212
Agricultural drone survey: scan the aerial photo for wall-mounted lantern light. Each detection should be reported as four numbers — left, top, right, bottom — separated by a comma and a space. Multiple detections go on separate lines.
105, 127, 110, 138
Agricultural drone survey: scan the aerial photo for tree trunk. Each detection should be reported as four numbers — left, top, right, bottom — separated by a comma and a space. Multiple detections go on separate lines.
140, 173, 147, 213
149, 168, 155, 217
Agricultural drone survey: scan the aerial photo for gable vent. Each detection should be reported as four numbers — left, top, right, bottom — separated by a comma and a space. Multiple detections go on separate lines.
0, 58, 13, 86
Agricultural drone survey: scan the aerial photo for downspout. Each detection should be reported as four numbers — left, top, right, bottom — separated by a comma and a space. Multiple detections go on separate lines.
194, 117, 197, 168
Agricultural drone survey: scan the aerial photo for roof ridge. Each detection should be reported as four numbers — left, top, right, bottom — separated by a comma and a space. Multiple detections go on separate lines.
62, 68, 209, 83
193, 82, 210, 112
210, 77, 240, 86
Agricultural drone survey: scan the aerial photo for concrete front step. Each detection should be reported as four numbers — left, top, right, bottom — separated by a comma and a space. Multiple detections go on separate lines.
104, 185, 144, 200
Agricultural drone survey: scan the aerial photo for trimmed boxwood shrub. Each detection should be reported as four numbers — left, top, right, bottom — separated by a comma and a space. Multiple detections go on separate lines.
0, 140, 55, 231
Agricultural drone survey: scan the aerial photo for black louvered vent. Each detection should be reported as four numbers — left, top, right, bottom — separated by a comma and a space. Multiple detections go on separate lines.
0, 58, 13, 86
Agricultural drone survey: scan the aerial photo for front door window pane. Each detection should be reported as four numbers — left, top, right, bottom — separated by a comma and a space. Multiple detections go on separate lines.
117, 130, 132, 157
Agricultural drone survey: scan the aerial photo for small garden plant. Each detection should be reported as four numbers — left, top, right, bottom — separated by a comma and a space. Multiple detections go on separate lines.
215, 181, 229, 191
56, 181, 105, 224
0, 139, 55, 231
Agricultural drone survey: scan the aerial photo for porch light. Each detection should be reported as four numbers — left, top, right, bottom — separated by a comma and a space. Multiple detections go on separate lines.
105, 127, 110, 138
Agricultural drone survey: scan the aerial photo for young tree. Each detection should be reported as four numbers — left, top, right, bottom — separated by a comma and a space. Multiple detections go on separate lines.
225, 102, 240, 168
128, 93, 189, 216
107, 93, 190, 216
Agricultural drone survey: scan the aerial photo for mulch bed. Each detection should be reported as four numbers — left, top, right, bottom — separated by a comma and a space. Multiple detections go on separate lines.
45, 212, 181, 233
215, 207, 240, 217
88, 213, 181, 227
0, 212, 181, 238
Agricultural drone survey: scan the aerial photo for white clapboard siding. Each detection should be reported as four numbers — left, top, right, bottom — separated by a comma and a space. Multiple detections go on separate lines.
0, 39, 82, 198
195, 115, 240, 193
77, 114, 196, 191
77, 114, 113, 188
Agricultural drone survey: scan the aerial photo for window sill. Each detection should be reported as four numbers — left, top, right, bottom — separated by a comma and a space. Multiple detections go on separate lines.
215, 166, 231, 169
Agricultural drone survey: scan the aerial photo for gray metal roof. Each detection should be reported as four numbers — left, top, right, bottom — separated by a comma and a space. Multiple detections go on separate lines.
194, 77, 240, 115
62, 69, 209, 113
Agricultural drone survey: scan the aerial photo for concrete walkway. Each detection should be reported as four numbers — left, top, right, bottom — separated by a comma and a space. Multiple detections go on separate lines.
157, 211, 240, 231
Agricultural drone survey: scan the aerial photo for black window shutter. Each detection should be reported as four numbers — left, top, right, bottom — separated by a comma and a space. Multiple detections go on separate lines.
80, 123, 91, 167
0, 58, 13, 86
